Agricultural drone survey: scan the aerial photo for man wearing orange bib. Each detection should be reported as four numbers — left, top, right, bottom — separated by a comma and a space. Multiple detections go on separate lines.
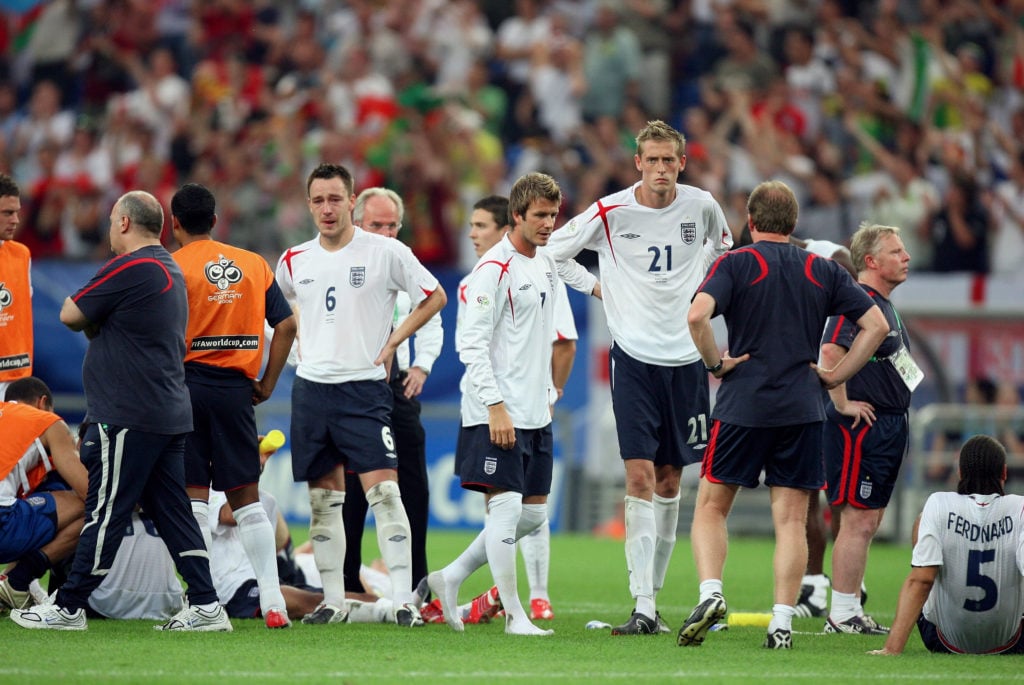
171, 183, 297, 629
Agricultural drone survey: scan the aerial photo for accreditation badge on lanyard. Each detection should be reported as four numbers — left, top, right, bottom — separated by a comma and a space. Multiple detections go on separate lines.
888, 345, 923, 391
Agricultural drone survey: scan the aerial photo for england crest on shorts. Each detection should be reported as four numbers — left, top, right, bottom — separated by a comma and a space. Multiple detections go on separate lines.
680, 221, 697, 245
859, 479, 873, 500
484, 457, 497, 475
349, 266, 366, 288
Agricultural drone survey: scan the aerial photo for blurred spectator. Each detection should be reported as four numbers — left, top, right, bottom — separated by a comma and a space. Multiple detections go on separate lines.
528, 10, 585, 145
580, 2, 642, 121
54, 117, 112, 197
20, 0, 81, 105
989, 149, 1024, 279
928, 170, 991, 273
12, 80, 74, 183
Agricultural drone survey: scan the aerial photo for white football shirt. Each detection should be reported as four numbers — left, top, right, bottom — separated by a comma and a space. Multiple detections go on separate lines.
88, 512, 184, 620
276, 228, 439, 383
458, 235, 561, 429
546, 181, 732, 365
914, 491, 1024, 653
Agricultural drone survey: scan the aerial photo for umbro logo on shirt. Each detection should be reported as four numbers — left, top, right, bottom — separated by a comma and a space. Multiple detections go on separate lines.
519, 284, 532, 290
298, 279, 314, 285
619, 233, 640, 239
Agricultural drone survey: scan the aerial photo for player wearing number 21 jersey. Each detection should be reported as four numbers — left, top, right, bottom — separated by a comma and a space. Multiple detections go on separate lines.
544, 120, 732, 635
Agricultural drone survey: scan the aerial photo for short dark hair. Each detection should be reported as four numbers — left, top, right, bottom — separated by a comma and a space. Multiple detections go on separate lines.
0, 173, 19, 199
747, 180, 798, 236
4, 376, 53, 406
171, 183, 216, 235
306, 163, 354, 197
473, 195, 510, 229
957, 435, 1006, 496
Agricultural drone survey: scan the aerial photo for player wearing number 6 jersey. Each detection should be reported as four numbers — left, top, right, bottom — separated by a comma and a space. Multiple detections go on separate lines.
544, 120, 733, 634
275, 163, 446, 628
871, 435, 1024, 655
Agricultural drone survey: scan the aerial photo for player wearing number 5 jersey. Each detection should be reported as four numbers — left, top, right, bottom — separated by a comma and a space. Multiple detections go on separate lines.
872, 435, 1024, 655
544, 120, 733, 634
275, 163, 446, 627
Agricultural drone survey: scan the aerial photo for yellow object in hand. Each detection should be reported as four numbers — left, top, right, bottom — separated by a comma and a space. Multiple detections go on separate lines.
259, 429, 286, 455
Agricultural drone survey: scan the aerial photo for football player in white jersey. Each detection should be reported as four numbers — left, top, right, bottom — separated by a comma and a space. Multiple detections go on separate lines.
456, 195, 577, 622
871, 434, 1024, 655
340, 187, 442, 603
275, 163, 446, 627
429, 173, 565, 637
545, 120, 733, 634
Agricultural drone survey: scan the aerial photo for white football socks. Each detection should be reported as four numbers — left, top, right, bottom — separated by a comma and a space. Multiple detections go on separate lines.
233, 501, 286, 614
519, 515, 550, 601
624, 496, 656, 618
190, 498, 213, 553
652, 492, 680, 595
367, 480, 415, 606
309, 488, 346, 608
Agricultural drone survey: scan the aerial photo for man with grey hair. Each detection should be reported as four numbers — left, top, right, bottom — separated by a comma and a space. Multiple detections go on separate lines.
342, 187, 442, 600
12, 191, 231, 632
821, 223, 917, 636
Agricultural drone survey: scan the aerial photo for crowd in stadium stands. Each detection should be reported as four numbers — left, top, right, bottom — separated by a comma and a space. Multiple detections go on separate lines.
1, 0, 1024, 274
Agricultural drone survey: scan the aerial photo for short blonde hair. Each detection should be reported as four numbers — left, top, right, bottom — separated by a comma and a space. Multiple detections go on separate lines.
849, 222, 900, 273
635, 120, 686, 158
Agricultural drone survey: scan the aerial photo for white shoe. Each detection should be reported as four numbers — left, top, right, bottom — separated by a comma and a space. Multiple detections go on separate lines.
0, 574, 33, 610
156, 604, 233, 632
11, 603, 87, 631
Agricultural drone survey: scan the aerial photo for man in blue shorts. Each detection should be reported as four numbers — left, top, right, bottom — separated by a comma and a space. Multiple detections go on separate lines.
822, 223, 916, 635
275, 164, 446, 626
0, 377, 88, 611
545, 120, 732, 634
428, 172, 564, 637
171, 183, 297, 629
12, 190, 230, 632
679, 180, 888, 649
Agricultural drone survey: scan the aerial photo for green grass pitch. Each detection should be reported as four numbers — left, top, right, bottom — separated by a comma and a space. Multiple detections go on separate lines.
0, 530, 1020, 683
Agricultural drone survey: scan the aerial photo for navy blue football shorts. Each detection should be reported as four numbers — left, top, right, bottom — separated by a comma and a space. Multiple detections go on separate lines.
290, 377, 396, 482
609, 343, 709, 468
184, 377, 259, 491
0, 494, 58, 562
702, 420, 825, 489
457, 424, 552, 496
824, 408, 908, 509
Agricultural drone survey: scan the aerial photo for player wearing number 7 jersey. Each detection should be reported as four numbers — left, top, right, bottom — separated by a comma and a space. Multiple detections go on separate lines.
275, 163, 446, 627
871, 435, 1024, 655
544, 120, 733, 635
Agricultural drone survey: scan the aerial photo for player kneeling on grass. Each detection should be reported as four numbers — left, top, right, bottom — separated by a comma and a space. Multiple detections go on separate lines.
0, 378, 88, 613
870, 435, 1024, 656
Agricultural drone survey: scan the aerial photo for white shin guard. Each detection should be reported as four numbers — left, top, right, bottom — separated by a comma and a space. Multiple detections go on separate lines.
366, 480, 414, 605
309, 488, 346, 607
624, 496, 656, 615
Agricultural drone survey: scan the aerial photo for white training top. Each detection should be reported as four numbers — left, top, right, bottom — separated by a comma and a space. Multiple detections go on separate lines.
458, 235, 560, 429
546, 181, 732, 366
276, 228, 439, 384
88, 512, 184, 620
803, 238, 845, 259
914, 491, 1024, 653
392, 290, 443, 374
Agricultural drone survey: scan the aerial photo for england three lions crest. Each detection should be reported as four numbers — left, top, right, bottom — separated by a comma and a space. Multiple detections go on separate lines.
680, 221, 697, 245
349, 266, 366, 288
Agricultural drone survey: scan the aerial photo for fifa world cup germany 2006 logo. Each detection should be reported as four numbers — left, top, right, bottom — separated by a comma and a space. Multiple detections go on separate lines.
0, 282, 12, 310
204, 256, 243, 291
